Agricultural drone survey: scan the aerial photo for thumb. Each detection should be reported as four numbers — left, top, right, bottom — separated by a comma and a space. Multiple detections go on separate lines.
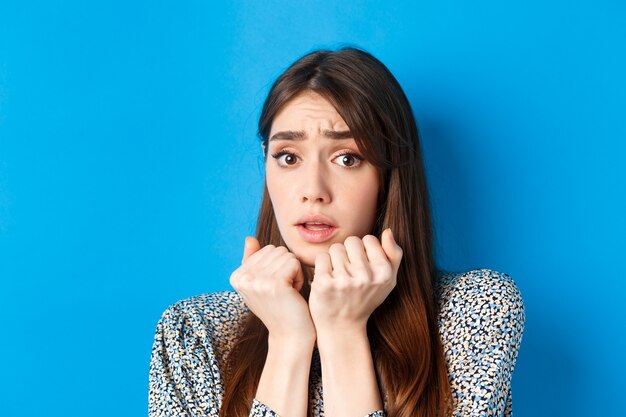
381, 228, 403, 270
242, 236, 261, 264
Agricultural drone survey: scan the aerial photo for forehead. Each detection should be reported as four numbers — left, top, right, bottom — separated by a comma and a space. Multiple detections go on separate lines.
270, 92, 349, 134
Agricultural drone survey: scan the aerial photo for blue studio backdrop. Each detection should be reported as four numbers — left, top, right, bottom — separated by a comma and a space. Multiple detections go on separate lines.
0, 1, 624, 416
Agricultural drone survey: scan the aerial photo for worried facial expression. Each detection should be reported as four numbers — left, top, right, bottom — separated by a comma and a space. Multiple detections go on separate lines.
265, 91, 380, 267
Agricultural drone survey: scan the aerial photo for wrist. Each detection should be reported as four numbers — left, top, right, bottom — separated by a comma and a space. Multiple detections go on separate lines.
315, 323, 369, 349
314, 325, 382, 416
257, 333, 314, 417
268, 333, 316, 353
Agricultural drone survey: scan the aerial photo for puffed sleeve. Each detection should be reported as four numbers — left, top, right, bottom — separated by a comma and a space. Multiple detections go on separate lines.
437, 269, 525, 417
148, 300, 222, 416
149, 294, 277, 417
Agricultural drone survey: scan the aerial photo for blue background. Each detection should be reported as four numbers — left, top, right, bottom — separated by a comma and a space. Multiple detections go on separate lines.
1, 1, 624, 416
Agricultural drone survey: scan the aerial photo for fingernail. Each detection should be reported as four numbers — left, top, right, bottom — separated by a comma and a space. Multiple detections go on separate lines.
389, 228, 395, 243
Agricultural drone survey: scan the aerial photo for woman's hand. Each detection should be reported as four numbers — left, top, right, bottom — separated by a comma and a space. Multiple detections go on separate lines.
308, 229, 402, 416
308, 229, 403, 333
230, 237, 316, 344
232, 237, 316, 417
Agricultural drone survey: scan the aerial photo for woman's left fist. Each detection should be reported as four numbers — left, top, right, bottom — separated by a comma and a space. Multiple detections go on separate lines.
308, 228, 403, 331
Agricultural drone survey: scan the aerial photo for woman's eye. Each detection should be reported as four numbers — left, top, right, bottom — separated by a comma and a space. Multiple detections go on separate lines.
271, 151, 299, 167
334, 153, 364, 168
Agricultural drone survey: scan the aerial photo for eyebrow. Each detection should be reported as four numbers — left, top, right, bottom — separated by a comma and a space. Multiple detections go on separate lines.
269, 129, 353, 142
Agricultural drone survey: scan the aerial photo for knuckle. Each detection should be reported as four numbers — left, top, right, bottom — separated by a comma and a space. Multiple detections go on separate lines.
362, 234, 378, 244
344, 235, 361, 245
351, 265, 371, 279
316, 279, 331, 292
263, 281, 275, 293
229, 274, 238, 288
383, 263, 393, 275
329, 242, 344, 251
378, 271, 396, 288
285, 257, 299, 269
352, 279, 366, 290
312, 273, 331, 288
253, 279, 269, 293
275, 245, 288, 254
373, 259, 390, 271
239, 271, 254, 282
312, 271, 326, 280
334, 279, 349, 291
263, 244, 276, 252
333, 269, 349, 279
380, 273, 393, 284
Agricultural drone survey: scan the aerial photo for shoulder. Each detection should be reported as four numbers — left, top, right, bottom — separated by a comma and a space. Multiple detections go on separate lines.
436, 268, 525, 319
160, 290, 247, 320
153, 290, 249, 370
434, 269, 525, 414
435, 268, 526, 344
156, 290, 249, 340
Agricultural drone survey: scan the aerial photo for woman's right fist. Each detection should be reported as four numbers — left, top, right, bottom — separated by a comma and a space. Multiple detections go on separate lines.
230, 237, 316, 343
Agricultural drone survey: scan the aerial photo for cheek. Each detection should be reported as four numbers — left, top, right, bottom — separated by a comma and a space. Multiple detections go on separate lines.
359, 169, 380, 205
360, 184, 380, 224
266, 171, 290, 219
342, 171, 380, 232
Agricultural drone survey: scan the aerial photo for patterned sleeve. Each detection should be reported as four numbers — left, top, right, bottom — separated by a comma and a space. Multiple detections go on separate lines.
437, 269, 526, 417
249, 399, 280, 416
148, 301, 222, 416
149, 294, 271, 417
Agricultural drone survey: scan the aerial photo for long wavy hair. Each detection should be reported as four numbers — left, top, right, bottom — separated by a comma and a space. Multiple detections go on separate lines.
219, 47, 452, 417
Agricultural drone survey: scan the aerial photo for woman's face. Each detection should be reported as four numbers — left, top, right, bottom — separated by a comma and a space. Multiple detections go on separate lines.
265, 91, 380, 267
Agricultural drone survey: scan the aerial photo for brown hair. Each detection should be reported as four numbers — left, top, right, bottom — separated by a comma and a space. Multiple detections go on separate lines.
220, 47, 452, 417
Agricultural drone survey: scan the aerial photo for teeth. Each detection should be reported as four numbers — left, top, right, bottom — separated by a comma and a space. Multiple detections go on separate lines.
304, 222, 330, 230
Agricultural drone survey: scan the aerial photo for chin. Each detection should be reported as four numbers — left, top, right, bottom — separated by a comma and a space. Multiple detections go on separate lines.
289, 244, 327, 268
294, 252, 316, 268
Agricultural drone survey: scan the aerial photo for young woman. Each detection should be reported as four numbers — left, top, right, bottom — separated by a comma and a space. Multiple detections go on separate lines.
149, 47, 525, 417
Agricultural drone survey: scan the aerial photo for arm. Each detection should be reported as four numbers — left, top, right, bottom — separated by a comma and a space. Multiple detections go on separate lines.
230, 237, 317, 417
438, 269, 525, 417
254, 336, 315, 417
148, 295, 279, 417
148, 301, 221, 417
309, 230, 403, 417
316, 326, 383, 417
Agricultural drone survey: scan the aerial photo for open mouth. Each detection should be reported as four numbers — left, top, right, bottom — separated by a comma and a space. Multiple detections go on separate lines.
300, 222, 333, 230
296, 222, 338, 243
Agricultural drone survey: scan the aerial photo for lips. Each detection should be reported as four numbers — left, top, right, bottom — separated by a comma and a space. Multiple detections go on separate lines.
301, 222, 332, 230
295, 214, 337, 228
295, 214, 338, 243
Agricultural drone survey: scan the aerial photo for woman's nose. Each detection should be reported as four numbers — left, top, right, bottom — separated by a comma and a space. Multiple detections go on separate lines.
300, 161, 331, 203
